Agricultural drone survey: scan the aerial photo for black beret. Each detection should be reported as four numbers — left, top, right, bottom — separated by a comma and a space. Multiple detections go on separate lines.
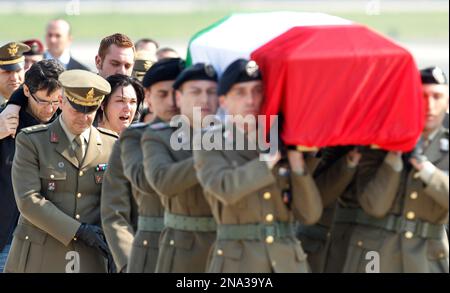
142, 58, 185, 88
218, 59, 262, 96
420, 66, 448, 85
173, 63, 218, 90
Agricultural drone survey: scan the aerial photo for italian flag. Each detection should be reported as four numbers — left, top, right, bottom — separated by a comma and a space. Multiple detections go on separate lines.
187, 12, 424, 151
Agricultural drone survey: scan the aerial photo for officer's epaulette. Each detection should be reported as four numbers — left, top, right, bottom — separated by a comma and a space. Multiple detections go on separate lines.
128, 122, 148, 129
97, 127, 119, 138
21, 124, 49, 134
150, 122, 171, 131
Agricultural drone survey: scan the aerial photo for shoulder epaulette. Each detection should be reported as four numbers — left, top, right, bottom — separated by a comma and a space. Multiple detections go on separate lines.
21, 124, 49, 134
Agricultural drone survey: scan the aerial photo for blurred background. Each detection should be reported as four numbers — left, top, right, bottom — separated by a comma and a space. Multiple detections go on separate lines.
0, 0, 448, 74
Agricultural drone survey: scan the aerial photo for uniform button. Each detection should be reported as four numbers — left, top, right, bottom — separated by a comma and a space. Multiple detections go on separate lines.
413, 172, 420, 179
25, 235, 29, 240
265, 214, 274, 223
75, 214, 80, 220
143, 240, 148, 246
405, 231, 414, 239
79, 171, 84, 176
327, 232, 331, 238
76, 193, 82, 198
217, 249, 224, 256
357, 240, 363, 247
271, 261, 276, 267
438, 252, 445, 259
410, 192, 418, 200
169, 240, 175, 246
406, 211, 415, 220
265, 236, 274, 244
73, 237, 77, 241
263, 192, 271, 200
50, 174, 55, 179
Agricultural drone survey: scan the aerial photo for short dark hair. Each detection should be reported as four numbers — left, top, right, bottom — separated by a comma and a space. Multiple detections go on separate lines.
24, 59, 64, 96
95, 74, 145, 123
135, 38, 159, 50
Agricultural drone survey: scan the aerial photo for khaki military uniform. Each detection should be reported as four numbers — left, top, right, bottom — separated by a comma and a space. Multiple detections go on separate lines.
192, 126, 323, 273
5, 117, 117, 272
335, 128, 449, 273
297, 147, 358, 273
141, 122, 215, 273
120, 121, 165, 273
101, 136, 138, 272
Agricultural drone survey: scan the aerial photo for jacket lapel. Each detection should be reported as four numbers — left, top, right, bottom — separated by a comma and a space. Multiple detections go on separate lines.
81, 126, 102, 169
425, 128, 446, 165
52, 118, 80, 168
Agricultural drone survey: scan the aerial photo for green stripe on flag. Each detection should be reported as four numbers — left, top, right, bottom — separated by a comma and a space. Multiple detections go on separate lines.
185, 14, 232, 67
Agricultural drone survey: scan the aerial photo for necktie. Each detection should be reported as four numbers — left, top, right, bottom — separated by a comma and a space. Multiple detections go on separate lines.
74, 135, 84, 164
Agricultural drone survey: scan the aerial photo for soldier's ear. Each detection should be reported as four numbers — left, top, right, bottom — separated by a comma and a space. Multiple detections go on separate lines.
95, 55, 102, 71
175, 90, 182, 108
23, 84, 31, 97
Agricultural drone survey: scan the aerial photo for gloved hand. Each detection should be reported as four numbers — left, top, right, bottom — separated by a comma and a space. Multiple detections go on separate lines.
75, 224, 110, 259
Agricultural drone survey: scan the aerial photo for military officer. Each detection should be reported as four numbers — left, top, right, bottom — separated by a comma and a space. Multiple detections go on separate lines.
0, 60, 64, 272
141, 63, 218, 273
5, 70, 118, 273
0, 42, 30, 105
193, 59, 323, 273
332, 67, 449, 273
131, 50, 156, 82
121, 58, 184, 273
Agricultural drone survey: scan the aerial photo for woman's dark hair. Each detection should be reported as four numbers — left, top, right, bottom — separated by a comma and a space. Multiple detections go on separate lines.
95, 74, 145, 123
25, 59, 64, 95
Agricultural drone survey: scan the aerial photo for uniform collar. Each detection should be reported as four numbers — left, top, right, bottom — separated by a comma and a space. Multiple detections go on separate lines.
59, 114, 90, 144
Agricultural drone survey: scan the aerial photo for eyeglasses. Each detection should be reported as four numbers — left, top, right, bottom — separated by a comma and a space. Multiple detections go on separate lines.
30, 92, 60, 107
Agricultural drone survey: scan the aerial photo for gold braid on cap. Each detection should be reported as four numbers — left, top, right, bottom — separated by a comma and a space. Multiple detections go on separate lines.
64, 88, 105, 106
0, 56, 25, 65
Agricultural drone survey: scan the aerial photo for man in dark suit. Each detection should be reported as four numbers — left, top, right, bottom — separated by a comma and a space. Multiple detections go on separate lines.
44, 19, 90, 71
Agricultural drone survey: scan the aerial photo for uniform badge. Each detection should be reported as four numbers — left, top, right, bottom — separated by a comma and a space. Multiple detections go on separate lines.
95, 174, 103, 184
96, 163, 108, 172
7, 43, 18, 56
204, 64, 216, 78
48, 182, 56, 191
432, 67, 446, 84
143, 60, 153, 71
440, 138, 449, 152
50, 131, 59, 143
58, 162, 65, 168
86, 88, 95, 100
245, 60, 259, 77
282, 189, 292, 207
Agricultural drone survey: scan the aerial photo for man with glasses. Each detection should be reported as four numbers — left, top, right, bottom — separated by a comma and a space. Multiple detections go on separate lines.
0, 59, 64, 272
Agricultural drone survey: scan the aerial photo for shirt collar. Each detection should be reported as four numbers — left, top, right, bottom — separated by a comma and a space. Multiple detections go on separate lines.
59, 115, 90, 145
44, 49, 71, 67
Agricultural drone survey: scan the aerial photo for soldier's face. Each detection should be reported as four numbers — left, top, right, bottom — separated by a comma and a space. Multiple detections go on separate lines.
101, 85, 138, 134
220, 80, 264, 118
60, 97, 96, 135
146, 80, 179, 123
96, 45, 135, 78
423, 84, 449, 132
46, 21, 72, 56
175, 80, 218, 126
0, 67, 24, 99
25, 86, 60, 123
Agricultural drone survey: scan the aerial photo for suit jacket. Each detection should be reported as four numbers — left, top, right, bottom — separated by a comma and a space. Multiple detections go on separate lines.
66, 57, 90, 71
